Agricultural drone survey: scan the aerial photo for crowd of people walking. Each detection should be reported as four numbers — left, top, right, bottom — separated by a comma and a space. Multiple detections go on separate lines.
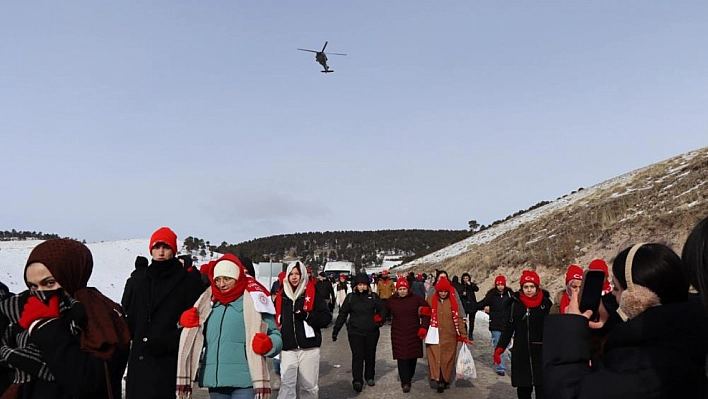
1, 216, 708, 398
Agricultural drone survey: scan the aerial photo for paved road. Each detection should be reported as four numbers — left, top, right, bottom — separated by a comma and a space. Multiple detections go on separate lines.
193, 313, 517, 398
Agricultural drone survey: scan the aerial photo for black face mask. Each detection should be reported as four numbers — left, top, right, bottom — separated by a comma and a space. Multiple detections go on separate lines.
32, 288, 65, 305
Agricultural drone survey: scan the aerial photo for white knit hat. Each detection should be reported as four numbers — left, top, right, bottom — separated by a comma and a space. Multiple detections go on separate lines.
213, 260, 240, 279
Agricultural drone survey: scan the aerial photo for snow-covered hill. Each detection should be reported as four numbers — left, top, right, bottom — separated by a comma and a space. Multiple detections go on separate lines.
399, 147, 706, 271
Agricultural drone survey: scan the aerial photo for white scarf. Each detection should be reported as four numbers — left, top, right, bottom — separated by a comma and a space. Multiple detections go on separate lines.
176, 279, 274, 399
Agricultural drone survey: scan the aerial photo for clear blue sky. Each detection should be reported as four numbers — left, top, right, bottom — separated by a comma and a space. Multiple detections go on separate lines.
1, 2, 706, 245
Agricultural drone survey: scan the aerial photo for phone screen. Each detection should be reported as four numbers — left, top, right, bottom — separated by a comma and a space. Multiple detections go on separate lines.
578, 269, 606, 321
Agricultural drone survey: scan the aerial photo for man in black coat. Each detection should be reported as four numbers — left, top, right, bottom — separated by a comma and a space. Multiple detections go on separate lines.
315, 272, 336, 314
458, 272, 479, 341
122, 227, 206, 399
411, 274, 426, 298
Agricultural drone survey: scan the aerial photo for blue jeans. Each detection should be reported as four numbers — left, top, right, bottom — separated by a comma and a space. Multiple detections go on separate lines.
273, 357, 281, 376
209, 387, 255, 399
490, 330, 506, 372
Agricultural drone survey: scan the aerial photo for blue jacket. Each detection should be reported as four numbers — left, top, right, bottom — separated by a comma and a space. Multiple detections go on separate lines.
200, 297, 282, 388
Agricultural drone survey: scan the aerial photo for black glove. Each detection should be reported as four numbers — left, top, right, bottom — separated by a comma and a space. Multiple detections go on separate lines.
332, 334, 338, 342
294, 310, 309, 321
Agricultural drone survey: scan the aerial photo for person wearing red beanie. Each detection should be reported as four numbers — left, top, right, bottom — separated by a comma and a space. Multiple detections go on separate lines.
121, 227, 207, 399
385, 271, 431, 393
480, 274, 513, 376
588, 259, 612, 294
551, 265, 584, 315
426, 277, 468, 392
175, 254, 283, 398
494, 270, 551, 399
149, 226, 178, 256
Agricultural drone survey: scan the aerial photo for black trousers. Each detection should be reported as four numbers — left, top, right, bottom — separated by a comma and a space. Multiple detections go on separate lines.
467, 310, 477, 339
348, 331, 380, 383
518, 385, 545, 399
396, 358, 418, 385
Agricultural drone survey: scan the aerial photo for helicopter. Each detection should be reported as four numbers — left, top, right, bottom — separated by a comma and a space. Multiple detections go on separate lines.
297, 41, 346, 73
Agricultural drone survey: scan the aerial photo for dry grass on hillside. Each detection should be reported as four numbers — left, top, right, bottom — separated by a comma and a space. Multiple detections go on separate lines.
413, 147, 708, 295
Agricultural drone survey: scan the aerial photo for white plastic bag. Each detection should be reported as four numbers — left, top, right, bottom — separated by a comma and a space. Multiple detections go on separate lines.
455, 343, 477, 380
425, 326, 439, 344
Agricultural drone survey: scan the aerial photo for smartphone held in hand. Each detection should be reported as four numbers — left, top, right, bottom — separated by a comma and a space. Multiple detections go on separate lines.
578, 269, 606, 322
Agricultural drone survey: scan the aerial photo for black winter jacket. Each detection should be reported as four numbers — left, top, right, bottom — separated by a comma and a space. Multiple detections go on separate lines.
333, 290, 387, 337
411, 280, 426, 298
543, 300, 708, 399
457, 282, 479, 314
315, 279, 335, 304
279, 291, 332, 351
479, 287, 514, 331
122, 258, 207, 399
496, 290, 552, 388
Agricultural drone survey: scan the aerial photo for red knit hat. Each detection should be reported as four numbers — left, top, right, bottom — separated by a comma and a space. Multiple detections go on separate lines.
435, 276, 452, 292
494, 275, 507, 286
396, 278, 410, 289
520, 270, 540, 287
588, 259, 608, 276
565, 265, 584, 284
588, 259, 611, 292
199, 260, 215, 276
149, 227, 178, 254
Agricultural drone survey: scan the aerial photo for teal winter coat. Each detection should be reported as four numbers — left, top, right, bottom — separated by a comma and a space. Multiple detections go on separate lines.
200, 296, 282, 388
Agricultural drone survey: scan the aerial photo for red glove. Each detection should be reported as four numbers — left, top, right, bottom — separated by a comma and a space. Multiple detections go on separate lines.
373, 313, 383, 323
417, 327, 427, 341
493, 347, 504, 365
179, 307, 200, 328
457, 336, 473, 345
19, 296, 60, 330
252, 332, 273, 355
419, 306, 432, 317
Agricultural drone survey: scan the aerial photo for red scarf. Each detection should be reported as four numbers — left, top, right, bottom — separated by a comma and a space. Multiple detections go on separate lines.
430, 290, 462, 338
211, 277, 247, 305
559, 292, 570, 314
275, 279, 316, 328
520, 291, 543, 308
208, 255, 249, 305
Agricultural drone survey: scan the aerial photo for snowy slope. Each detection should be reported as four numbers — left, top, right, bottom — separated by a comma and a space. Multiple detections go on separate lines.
398, 148, 706, 270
